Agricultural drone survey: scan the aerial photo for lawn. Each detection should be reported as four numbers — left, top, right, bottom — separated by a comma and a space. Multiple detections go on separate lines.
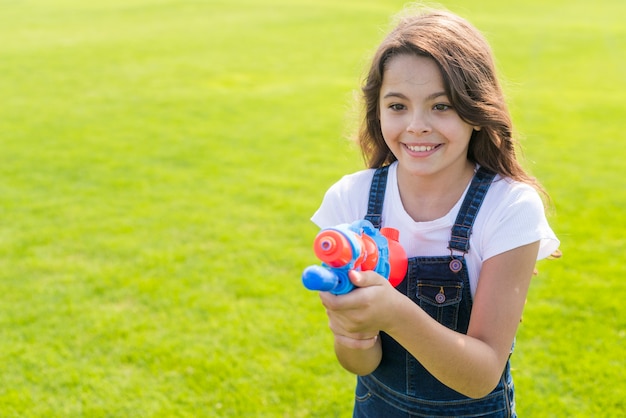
0, 0, 624, 416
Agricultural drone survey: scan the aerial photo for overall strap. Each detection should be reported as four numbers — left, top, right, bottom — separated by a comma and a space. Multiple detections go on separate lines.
364, 165, 390, 229
448, 167, 496, 254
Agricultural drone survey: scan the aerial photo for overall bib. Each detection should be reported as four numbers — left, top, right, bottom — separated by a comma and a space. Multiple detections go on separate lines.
353, 166, 516, 418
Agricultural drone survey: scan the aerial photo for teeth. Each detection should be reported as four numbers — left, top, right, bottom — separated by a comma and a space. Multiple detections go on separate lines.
407, 145, 436, 152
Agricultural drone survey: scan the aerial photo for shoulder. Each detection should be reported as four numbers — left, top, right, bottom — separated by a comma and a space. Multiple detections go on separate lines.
325, 168, 377, 197
485, 175, 545, 213
477, 175, 559, 260
310, 167, 379, 228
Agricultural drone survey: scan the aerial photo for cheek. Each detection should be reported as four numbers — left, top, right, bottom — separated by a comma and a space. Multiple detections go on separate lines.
445, 122, 475, 144
380, 126, 397, 149
379, 117, 401, 141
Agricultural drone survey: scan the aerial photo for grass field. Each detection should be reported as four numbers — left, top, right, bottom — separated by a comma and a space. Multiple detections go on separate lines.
1, 0, 624, 416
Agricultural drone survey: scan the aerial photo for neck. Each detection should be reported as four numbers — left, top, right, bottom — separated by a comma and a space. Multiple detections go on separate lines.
397, 161, 476, 222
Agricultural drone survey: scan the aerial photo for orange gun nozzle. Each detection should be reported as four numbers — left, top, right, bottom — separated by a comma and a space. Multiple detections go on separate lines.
318, 236, 336, 252
313, 230, 354, 268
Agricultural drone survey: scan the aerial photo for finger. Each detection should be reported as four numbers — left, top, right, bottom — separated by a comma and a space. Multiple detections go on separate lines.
327, 314, 376, 336
334, 334, 379, 350
319, 290, 341, 310
348, 269, 388, 287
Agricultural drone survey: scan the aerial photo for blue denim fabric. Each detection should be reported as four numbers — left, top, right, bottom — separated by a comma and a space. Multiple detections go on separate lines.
355, 166, 516, 417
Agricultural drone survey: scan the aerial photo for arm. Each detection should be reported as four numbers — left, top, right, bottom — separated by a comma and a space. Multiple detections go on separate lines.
319, 288, 383, 375
321, 241, 539, 398
391, 241, 539, 397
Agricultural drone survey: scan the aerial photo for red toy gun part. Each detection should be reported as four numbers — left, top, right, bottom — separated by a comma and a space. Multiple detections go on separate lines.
380, 227, 408, 287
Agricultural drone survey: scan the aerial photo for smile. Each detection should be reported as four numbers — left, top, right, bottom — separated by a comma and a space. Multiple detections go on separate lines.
406, 144, 440, 152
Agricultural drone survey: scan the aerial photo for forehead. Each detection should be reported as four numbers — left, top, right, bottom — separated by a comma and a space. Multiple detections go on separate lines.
381, 54, 444, 92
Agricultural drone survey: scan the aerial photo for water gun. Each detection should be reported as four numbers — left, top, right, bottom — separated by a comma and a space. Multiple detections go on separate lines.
301, 220, 408, 295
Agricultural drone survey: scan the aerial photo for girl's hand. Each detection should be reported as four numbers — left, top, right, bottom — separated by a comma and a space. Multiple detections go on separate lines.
319, 270, 399, 349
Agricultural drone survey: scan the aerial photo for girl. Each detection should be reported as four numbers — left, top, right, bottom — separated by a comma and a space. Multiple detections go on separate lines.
310, 7, 560, 418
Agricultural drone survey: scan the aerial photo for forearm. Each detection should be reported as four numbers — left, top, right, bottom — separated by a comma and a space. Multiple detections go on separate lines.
387, 244, 537, 398
334, 335, 383, 376
387, 296, 507, 398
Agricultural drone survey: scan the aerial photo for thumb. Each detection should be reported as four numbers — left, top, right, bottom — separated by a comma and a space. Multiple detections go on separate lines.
348, 269, 387, 288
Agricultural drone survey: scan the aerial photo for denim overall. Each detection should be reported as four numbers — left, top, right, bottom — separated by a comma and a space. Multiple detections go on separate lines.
353, 166, 516, 418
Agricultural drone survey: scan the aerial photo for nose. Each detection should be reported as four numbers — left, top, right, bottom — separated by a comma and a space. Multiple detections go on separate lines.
406, 111, 431, 135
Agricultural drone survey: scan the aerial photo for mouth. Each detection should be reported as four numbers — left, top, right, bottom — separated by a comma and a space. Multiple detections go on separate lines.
404, 143, 442, 153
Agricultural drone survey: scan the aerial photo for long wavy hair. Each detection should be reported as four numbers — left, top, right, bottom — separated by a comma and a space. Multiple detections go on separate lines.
357, 8, 546, 195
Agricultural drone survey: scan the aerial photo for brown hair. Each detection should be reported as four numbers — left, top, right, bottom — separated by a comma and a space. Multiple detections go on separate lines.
357, 8, 545, 194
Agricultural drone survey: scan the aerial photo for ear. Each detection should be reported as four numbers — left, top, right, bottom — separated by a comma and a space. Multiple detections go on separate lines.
473, 126, 482, 132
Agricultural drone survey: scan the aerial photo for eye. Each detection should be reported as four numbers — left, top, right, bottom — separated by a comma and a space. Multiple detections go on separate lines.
433, 103, 452, 111
388, 103, 406, 111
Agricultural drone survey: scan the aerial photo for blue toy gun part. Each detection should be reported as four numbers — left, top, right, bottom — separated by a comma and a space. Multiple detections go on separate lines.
302, 265, 353, 295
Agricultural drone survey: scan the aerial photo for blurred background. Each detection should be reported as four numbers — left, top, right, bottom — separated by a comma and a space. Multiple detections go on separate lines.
0, 0, 624, 416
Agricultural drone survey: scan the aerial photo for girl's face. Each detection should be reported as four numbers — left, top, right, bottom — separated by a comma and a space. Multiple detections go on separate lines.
379, 54, 477, 180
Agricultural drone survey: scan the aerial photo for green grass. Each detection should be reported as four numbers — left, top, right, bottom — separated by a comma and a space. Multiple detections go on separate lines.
0, 0, 624, 416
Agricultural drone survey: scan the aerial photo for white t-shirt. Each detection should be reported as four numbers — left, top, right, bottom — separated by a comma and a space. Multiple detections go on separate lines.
311, 162, 560, 297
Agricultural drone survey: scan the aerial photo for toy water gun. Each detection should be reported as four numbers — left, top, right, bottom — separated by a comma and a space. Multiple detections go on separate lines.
301, 220, 408, 295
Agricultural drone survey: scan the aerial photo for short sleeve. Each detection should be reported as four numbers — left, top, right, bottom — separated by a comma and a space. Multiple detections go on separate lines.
310, 170, 374, 229
480, 182, 560, 262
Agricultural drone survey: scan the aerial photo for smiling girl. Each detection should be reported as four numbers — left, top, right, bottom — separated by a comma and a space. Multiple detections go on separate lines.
310, 6, 560, 417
